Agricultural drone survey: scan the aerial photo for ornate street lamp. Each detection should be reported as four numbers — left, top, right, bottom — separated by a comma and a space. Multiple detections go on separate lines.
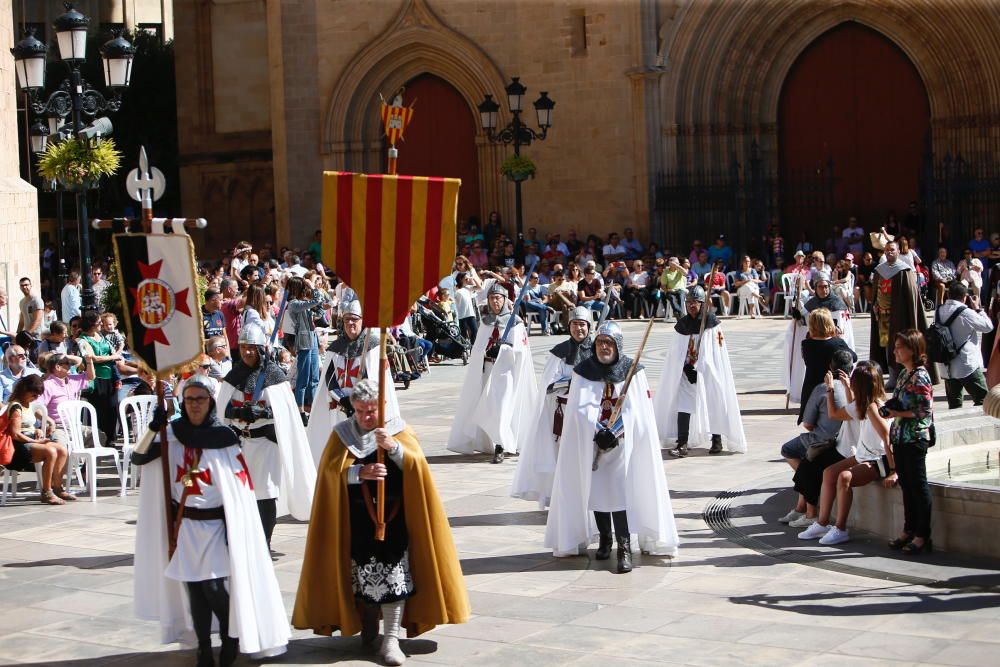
10, 3, 136, 312
479, 78, 556, 241
29, 121, 50, 155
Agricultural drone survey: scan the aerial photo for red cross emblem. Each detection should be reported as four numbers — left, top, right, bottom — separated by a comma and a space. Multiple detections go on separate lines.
336, 357, 362, 388
175, 448, 212, 495
717, 330, 725, 347
235, 452, 254, 489
600, 383, 617, 422
489, 325, 500, 345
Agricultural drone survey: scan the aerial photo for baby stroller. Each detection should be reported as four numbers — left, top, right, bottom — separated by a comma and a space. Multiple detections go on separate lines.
415, 297, 471, 364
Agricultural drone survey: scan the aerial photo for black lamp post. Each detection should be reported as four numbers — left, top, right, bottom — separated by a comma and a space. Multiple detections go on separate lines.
478, 77, 555, 241
11, 4, 135, 314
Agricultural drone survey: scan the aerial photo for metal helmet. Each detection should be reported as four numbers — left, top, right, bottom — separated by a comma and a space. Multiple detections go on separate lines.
182, 374, 218, 398
342, 299, 363, 320
687, 285, 706, 303
569, 306, 592, 325
487, 281, 508, 298
594, 320, 624, 357
238, 322, 267, 346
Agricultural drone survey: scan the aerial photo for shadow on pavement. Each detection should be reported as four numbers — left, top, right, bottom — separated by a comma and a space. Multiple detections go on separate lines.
449, 510, 548, 527
729, 588, 1000, 617
3, 554, 133, 569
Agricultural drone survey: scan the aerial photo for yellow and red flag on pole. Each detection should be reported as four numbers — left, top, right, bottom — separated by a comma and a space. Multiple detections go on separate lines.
321, 171, 460, 329
380, 99, 414, 147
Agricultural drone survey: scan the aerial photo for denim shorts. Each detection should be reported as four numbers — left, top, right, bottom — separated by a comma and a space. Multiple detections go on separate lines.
780, 437, 808, 460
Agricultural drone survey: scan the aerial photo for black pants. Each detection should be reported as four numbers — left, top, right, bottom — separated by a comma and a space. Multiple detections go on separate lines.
677, 411, 719, 444
944, 370, 988, 409
661, 289, 684, 318
594, 510, 629, 537
186, 578, 229, 647
458, 316, 478, 345
257, 498, 277, 548
84, 377, 119, 444
895, 441, 932, 539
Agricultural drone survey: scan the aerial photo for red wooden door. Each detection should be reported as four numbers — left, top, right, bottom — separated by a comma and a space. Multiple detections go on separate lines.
394, 74, 482, 226
778, 22, 931, 240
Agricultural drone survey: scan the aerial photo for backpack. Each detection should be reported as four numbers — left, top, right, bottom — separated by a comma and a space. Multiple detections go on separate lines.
926, 305, 968, 364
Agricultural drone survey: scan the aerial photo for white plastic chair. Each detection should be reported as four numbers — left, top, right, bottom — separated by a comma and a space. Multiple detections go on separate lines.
118, 395, 157, 494
781, 273, 807, 318
58, 400, 122, 502
1, 463, 44, 505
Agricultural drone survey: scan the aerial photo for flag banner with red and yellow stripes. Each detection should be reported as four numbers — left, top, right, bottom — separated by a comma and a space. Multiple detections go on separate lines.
380, 102, 414, 146
321, 171, 460, 328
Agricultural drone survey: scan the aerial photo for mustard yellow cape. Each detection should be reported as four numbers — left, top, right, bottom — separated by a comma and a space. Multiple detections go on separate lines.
291, 426, 470, 637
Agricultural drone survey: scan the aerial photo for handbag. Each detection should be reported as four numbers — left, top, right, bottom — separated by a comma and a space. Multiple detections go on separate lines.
0, 408, 15, 467
805, 437, 838, 462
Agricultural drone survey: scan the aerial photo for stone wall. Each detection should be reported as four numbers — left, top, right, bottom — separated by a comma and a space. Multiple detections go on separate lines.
1, 0, 40, 324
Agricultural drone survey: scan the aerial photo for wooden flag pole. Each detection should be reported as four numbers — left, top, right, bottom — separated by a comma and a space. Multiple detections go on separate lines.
375, 330, 388, 541
157, 379, 176, 557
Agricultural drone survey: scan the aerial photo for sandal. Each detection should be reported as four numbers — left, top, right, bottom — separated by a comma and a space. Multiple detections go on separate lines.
888, 533, 913, 550
901, 539, 933, 556
53, 486, 77, 501
40, 490, 66, 506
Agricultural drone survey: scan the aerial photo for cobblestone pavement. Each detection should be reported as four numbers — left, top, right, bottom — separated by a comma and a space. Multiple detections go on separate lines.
2, 316, 999, 667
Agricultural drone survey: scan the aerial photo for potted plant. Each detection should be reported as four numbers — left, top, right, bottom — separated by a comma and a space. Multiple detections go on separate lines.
500, 154, 536, 182
37, 137, 122, 191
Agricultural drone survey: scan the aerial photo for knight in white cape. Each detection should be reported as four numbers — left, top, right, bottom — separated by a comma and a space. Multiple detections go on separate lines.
657, 285, 747, 456
133, 376, 289, 665
447, 282, 538, 463
306, 300, 400, 464
217, 324, 315, 550
782, 276, 855, 404
511, 306, 593, 508
544, 321, 679, 572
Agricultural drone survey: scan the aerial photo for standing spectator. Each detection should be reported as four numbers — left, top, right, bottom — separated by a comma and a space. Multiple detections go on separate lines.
621, 227, 644, 260
794, 232, 813, 256
75, 312, 122, 444
842, 216, 865, 256
60, 271, 82, 322
483, 211, 502, 251
897, 236, 921, 269
16, 277, 45, 338
452, 272, 479, 343
707, 235, 733, 269
687, 240, 704, 266
38, 321, 70, 356
857, 251, 876, 307
90, 266, 110, 309
930, 247, 957, 305
968, 227, 989, 259
219, 278, 243, 352
659, 258, 687, 319
205, 335, 232, 378
936, 282, 993, 408
201, 289, 226, 340
885, 329, 935, 556
307, 229, 322, 259
0, 288, 15, 350
3, 375, 74, 504
602, 233, 627, 264
286, 255, 307, 278
798, 309, 857, 424
522, 272, 551, 335
0, 345, 43, 402
285, 275, 323, 418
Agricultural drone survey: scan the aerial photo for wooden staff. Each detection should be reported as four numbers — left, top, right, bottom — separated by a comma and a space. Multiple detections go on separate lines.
156, 380, 176, 557
375, 330, 388, 541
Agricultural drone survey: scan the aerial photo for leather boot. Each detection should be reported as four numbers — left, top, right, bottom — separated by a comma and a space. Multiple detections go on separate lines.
709, 435, 723, 455
195, 644, 215, 667
219, 638, 239, 667
492, 444, 505, 464
595, 532, 613, 560
616, 536, 633, 574
669, 442, 689, 457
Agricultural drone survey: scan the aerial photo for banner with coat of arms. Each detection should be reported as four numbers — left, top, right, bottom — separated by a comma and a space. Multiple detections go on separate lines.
112, 230, 203, 375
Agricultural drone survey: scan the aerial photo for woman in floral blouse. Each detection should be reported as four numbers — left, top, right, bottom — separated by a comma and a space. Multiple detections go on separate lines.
885, 329, 935, 555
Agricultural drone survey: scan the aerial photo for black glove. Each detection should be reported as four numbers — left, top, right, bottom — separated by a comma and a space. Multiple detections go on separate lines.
484, 343, 501, 362
594, 427, 620, 451
339, 395, 355, 417
683, 363, 698, 384
790, 307, 804, 324
237, 404, 258, 424
148, 406, 167, 432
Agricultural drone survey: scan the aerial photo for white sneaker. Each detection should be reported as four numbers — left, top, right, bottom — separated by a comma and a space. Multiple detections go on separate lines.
797, 522, 831, 540
778, 509, 803, 524
819, 527, 850, 545
789, 515, 815, 528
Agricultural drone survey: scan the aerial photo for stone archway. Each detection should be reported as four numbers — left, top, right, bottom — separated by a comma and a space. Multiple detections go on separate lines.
323, 0, 511, 229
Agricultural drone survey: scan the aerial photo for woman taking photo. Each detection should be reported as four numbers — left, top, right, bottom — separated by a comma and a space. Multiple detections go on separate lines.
76, 312, 122, 444
796, 361, 895, 545
3, 375, 73, 504
885, 329, 935, 555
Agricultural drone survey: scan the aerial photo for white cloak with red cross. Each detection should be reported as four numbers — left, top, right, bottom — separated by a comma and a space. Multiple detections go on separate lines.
133, 429, 289, 657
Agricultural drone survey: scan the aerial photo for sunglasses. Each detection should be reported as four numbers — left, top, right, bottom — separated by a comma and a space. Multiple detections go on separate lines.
199, 363, 213, 369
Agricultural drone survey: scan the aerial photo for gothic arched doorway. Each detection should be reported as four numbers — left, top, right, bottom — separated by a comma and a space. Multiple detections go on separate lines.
778, 22, 931, 245
393, 74, 482, 227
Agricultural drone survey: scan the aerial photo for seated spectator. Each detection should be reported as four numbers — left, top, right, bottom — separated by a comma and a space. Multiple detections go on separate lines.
602, 233, 627, 264
897, 236, 921, 270
603, 261, 629, 319
969, 226, 989, 259
39, 352, 95, 445
522, 272, 552, 334
706, 262, 731, 315
691, 250, 712, 284
930, 247, 957, 305
542, 237, 567, 265
798, 360, 894, 545
0, 345, 42, 403
959, 256, 984, 298
564, 229, 583, 258
779, 350, 856, 528
831, 258, 855, 308
683, 258, 699, 288
733, 255, 766, 318
645, 242, 664, 261
547, 270, 578, 332
842, 217, 865, 256
688, 240, 704, 266
809, 251, 831, 285
659, 257, 687, 319
625, 260, 654, 319
467, 242, 489, 269
937, 281, 993, 409
3, 374, 73, 504
621, 227, 644, 260
524, 243, 541, 269
577, 265, 609, 319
